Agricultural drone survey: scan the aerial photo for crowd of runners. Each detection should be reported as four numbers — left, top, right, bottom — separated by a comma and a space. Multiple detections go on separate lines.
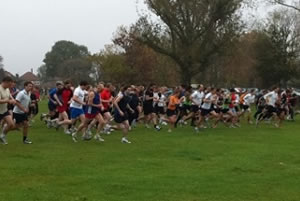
0, 76, 299, 145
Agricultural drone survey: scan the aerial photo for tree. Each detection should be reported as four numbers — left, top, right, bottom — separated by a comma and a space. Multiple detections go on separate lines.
133, 0, 244, 84
0, 55, 6, 80
37, 65, 48, 81
43, 40, 89, 77
271, 0, 300, 12
57, 58, 93, 85
0, 55, 3, 69
254, 9, 300, 87
113, 27, 180, 85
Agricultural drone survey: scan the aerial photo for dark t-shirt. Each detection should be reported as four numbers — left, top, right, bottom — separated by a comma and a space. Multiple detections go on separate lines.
30, 93, 37, 104
144, 90, 153, 106
129, 93, 139, 110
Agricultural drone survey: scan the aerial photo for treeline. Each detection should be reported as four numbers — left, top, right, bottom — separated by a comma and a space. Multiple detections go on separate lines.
36, 0, 300, 88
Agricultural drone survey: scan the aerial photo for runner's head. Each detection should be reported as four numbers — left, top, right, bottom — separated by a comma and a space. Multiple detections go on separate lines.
24, 81, 33, 92
97, 83, 104, 93
56, 81, 63, 90
79, 81, 89, 90
1, 76, 14, 88
64, 80, 72, 89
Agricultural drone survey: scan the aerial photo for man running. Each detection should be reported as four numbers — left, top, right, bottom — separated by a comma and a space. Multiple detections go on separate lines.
70, 81, 89, 142
13, 81, 33, 144
0, 77, 16, 145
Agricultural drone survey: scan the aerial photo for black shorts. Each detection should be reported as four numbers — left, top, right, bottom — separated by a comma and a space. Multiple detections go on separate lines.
155, 106, 165, 115
0, 111, 10, 121
235, 106, 240, 112
114, 110, 128, 124
191, 105, 200, 113
242, 104, 250, 111
267, 105, 277, 114
13, 113, 28, 124
48, 103, 57, 112
7, 104, 14, 111
144, 105, 154, 115
221, 108, 229, 114
167, 109, 177, 117
201, 108, 211, 117
214, 108, 221, 114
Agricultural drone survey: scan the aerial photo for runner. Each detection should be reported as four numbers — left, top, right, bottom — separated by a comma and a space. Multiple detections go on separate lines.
0, 77, 16, 145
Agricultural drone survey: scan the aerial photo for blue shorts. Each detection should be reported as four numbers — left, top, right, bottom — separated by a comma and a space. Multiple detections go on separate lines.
70, 107, 84, 119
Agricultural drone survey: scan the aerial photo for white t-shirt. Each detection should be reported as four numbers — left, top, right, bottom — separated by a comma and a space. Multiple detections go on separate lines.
13, 90, 31, 114
70, 87, 85, 109
158, 94, 166, 107
264, 91, 278, 107
235, 94, 240, 104
191, 90, 204, 106
153, 92, 159, 107
201, 93, 212, 110
243, 94, 255, 106
0, 85, 10, 114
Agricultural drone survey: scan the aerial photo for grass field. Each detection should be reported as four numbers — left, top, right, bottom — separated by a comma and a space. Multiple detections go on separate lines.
1, 101, 300, 201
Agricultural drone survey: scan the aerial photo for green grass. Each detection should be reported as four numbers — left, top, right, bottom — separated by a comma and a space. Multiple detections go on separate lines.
1, 101, 300, 201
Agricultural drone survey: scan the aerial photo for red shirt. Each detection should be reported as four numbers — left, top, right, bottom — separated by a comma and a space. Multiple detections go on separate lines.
34, 91, 40, 100
101, 89, 111, 110
62, 88, 73, 107
229, 93, 236, 108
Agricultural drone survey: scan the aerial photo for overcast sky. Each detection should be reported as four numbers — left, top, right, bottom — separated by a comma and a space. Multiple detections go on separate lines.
0, 0, 279, 75
0, 0, 147, 75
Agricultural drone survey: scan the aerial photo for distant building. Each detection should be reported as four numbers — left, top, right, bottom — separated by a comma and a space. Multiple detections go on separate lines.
19, 69, 40, 86
4, 70, 15, 78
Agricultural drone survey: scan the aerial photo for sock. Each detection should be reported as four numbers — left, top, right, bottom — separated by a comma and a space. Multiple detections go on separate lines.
23, 136, 27, 141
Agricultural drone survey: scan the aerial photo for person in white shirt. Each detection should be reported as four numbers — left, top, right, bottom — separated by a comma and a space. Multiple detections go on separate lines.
196, 88, 220, 131
256, 87, 280, 127
241, 89, 256, 124
12, 81, 33, 144
183, 85, 205, 125
156, 87, 168, 125
0, 77, 16, 145
70, 81, 89, 142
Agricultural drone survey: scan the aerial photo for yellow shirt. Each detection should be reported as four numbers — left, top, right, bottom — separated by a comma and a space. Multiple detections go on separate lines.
0, 85, 10, 114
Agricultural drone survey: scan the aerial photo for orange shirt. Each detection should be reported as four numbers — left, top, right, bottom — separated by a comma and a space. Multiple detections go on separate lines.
168, 95, 179, 110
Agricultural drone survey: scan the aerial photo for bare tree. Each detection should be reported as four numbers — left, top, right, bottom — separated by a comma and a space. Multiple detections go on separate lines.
271, 0, 300, 12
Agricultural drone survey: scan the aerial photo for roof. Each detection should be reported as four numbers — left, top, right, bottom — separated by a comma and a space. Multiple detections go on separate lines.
20, 72, 39, 81
4, 71, 14, 78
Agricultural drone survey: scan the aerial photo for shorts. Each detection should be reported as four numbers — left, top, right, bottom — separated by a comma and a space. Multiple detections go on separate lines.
100, 109, 110, 115
201, 108, 211, 117
144, 105, 154, 115
242, 104, 250, 111
221, 108, 229, 114
266, 105, 277, 114
191, 105, 200, 113
7, 104, 14, 111
85, 113, 98, 119
70, 107, 84, 119
235, 106, 240, 112
58, 105, 68, 113
229, 107, 237, 114
167, 109, 177, 117
114, 110, 128, 123
13, 113, 28, 124
214, 108, 221, 114
0, 111, 10, 121
48, 103, 57, 112
155, 106, 165, 115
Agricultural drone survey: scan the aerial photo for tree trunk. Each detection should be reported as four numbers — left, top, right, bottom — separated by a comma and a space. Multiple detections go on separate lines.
180, 65, 192, 86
